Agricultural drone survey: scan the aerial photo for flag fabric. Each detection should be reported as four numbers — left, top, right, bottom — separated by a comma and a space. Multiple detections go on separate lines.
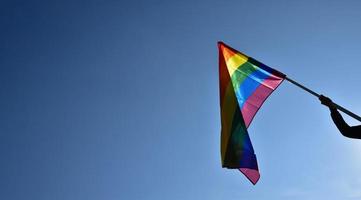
218, 41, 285, 185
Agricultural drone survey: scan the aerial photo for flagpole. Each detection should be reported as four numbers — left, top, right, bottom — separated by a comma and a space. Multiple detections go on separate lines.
285, 76, 320, 98
285, 76, 361, 122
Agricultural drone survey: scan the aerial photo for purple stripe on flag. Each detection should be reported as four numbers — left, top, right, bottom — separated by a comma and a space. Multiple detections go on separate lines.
239, 168, 260, 185
241, 77, 284, 128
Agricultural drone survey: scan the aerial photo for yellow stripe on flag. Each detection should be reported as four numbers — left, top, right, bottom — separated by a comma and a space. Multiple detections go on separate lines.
226, 53, 248, 76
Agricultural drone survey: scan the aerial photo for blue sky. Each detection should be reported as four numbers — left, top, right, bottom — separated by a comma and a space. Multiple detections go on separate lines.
1, 0, 361, 199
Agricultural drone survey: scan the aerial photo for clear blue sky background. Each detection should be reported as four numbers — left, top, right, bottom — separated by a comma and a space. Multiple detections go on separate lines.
1, 0, 361, 199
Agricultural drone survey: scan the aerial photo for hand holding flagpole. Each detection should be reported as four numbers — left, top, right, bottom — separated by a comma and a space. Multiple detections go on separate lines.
284, 76, 361, 122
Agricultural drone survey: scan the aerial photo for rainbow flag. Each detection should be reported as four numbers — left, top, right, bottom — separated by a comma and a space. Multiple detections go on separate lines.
218, 42, 285, 184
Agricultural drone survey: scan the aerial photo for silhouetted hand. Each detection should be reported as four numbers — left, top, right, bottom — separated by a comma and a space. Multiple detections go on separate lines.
319, 95, 336, 110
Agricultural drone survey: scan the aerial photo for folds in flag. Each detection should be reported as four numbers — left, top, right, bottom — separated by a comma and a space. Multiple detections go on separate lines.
218, 41, 285, 184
